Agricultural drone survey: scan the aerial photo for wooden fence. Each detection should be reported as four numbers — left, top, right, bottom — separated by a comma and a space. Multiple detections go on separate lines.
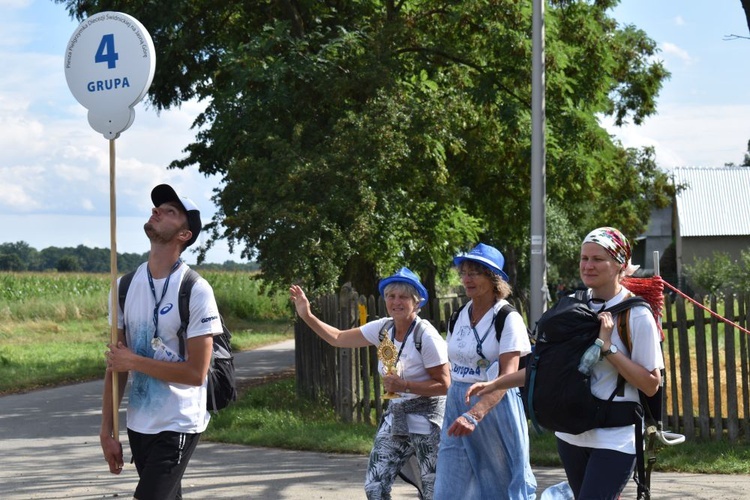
294, 285, 750, 442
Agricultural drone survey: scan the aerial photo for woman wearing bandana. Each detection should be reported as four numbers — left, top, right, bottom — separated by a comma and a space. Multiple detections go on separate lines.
468, 228, 664, 499
434, 243, 536, 500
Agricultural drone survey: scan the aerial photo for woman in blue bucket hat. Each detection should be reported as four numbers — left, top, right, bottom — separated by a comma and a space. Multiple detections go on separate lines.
434, 244, 536, 499
290, 267, 449, 499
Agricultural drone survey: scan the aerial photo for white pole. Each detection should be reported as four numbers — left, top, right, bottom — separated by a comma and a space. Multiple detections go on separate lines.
530, 0, 547, 326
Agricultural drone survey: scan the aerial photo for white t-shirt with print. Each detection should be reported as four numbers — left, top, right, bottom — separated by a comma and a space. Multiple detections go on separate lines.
556, 287, 665, 454
447, 299, 532, 383
114, 262, 222, 435
361, 316, 449, 433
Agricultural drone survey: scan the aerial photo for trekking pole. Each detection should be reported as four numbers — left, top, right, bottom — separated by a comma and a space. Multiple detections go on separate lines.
652, 251, 685, 446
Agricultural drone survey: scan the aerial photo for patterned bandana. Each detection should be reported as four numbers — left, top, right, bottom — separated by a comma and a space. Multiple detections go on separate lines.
582, 227, 631, 265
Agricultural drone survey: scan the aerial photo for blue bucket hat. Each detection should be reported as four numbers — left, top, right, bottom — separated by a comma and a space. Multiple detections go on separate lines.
453, 243, 509, 282
378, 267, 429, 307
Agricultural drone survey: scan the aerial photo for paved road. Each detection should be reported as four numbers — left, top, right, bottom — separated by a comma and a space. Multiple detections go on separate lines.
1, 339, 748, 499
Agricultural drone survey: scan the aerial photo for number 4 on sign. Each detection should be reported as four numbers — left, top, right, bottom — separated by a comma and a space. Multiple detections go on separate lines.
95, 34, 119, 69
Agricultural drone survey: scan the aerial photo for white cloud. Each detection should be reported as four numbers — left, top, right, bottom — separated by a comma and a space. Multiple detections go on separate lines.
0, 3, 236, 262
673, 16, 686, 27
604, 103, 750, 169
661, 42, 694, 66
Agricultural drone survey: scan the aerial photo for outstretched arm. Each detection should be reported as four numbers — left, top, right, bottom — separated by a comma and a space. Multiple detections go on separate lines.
290, 285, 370, 348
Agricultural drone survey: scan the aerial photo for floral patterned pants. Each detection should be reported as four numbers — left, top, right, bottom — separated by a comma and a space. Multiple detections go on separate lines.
364, 419, 440, 500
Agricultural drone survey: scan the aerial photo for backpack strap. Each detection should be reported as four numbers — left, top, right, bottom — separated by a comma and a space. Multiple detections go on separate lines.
449, 301, 517, 342
117, 271, 136, 336
447, 303, 467, 337
379, 318, 428, 353
176, 268, 201, 359
378, 320, 394, 343
412, 318, 428, 352
117, 271, 136, 315
494, 303, 516, 342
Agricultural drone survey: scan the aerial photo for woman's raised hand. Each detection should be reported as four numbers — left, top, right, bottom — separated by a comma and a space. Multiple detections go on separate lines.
289, 285, 311, 318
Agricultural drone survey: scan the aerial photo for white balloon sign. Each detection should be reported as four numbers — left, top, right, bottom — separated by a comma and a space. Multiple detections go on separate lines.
64, 11, 156, 139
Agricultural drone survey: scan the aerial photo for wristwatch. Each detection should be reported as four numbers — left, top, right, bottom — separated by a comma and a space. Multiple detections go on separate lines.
603, 345, 618, 357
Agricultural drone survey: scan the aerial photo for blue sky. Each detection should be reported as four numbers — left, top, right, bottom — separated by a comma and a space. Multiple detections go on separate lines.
1, 1, 749, 263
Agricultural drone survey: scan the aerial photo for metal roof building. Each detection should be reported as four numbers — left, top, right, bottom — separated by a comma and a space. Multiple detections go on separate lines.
672, 167, 750, 282
673, 167, 750, 237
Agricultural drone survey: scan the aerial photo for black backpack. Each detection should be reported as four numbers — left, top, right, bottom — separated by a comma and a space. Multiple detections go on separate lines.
523, 293, 653, 498
118, 268, 237, 413
522, 293, 650, 435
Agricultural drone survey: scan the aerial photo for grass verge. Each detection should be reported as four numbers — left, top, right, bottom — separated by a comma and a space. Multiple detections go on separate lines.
205, 376, 375, 454
206, 374, 750, 475
0, 318, 293, 395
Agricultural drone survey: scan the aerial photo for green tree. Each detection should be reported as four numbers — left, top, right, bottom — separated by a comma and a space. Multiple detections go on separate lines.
56, 0, 672, 299
0, 253, 25, 271
0, 241, 38, 270
684, 252, 734, 297
57, 255, 82, 272
732, 248, 750, 291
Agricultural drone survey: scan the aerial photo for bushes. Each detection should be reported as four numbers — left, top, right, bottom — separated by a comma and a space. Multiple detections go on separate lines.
685, 249, 750, 296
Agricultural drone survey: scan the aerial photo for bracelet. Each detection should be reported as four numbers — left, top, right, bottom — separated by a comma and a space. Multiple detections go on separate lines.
462, 412, 478, 427
404, 381, 410, 393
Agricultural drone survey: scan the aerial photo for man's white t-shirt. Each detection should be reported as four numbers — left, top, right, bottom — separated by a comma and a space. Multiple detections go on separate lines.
114, 262, 222, 434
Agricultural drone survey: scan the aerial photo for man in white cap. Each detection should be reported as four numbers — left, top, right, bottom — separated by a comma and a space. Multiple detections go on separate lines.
100, 184, 223, 499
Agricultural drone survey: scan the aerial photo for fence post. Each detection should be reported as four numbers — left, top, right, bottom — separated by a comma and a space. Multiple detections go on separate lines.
676, 297, 695, 439
709, 295, 724, 440
741, 293, 750, 442
337, 285, 356, 422
724, 294, 739, 442
693, 300, 711, 438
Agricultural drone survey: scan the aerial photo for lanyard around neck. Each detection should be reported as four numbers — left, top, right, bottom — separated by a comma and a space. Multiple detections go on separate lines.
468, 304, 497, 360
147, 259, 182, 339
390, 318, 418, 365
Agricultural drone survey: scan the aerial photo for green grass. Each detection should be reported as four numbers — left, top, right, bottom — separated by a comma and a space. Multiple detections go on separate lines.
207, 375, 750, 475
205, 378, 375, 454
0, 270, 294, 394
0, 317, 293, 395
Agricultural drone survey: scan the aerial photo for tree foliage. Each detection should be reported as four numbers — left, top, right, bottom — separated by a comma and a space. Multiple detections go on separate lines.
56, 0, 673, 298
684, 252, 735, 297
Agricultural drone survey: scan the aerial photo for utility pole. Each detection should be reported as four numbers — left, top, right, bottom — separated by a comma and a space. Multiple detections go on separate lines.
530, 0, 547, 326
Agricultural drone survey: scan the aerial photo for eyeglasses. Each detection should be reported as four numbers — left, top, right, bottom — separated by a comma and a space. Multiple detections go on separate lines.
458, 271, 483, 279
